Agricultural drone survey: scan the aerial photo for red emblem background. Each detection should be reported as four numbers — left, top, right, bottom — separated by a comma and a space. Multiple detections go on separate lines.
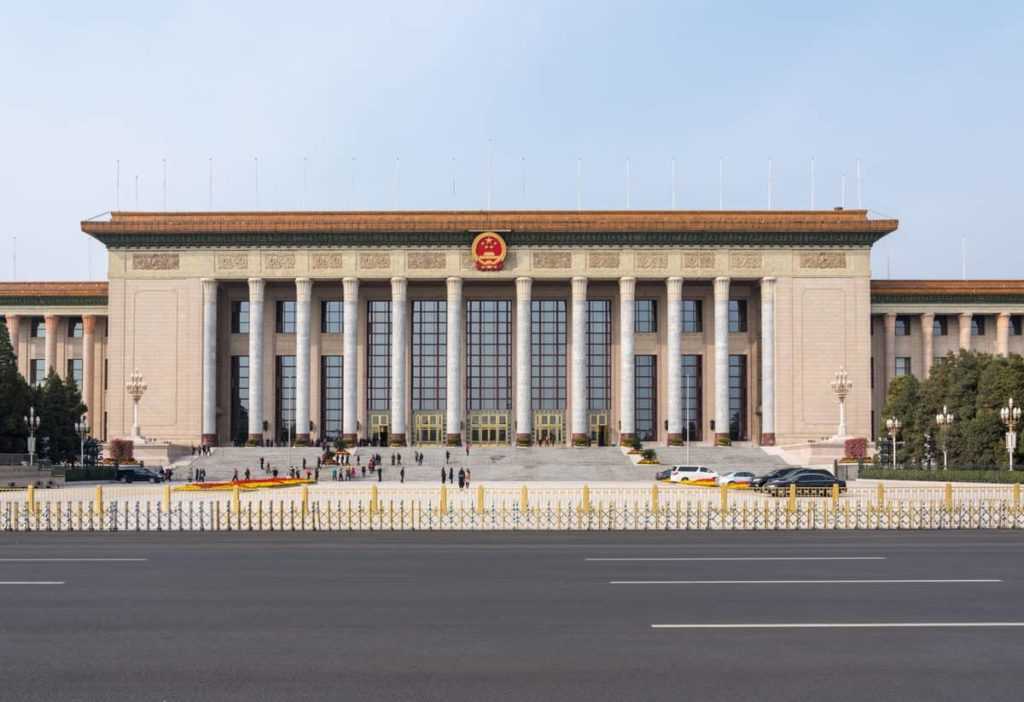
472, 232, 507, 271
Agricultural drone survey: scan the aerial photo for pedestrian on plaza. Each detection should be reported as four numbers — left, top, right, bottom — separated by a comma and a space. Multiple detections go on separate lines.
465, 443, 470, 457
272, 469, 278, 478
400, 467, 405, 484
362, 464, 366, 478
448, 466, 454, 484
378, 466, 383, 482
244, 468, 251, 481
391, 454, 395, 466
332, 467, 337, 481
445, 450, 450, 464
188, 467, 194, 482
466, 468, 471, 488
458, 468, 465, 489
397, 453, 402, 466
440, 467, 446, 484
232, 469, 239, 482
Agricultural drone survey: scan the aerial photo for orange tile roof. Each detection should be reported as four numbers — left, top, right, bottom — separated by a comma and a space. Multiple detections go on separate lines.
871, 280, 1024, 296
0, 282, 108, 297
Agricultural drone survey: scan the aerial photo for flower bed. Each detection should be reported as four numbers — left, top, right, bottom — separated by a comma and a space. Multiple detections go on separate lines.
176, 477, 314, 492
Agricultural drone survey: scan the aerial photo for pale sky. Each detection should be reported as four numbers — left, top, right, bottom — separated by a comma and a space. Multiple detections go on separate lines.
1, 1, 1021, 281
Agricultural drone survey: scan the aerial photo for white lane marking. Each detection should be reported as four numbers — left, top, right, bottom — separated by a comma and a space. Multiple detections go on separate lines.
0, 581, 65, 585
652, 622, 1024, 629
0, 558, 148, 562
611, 579, 1002, 585
587, 556, 886, 562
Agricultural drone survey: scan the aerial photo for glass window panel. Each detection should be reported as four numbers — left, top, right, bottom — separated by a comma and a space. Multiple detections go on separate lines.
321, 300, 343, 334
320, 355, 343, 440
275, 355, 297, 442
681, 355, 702, 441
728, 300, 748, 333
413, 300, 447, 411
728, 354, 747, 441
232, 301, 250, 334
467, 299, 511, 410
635, 300, 657, 333
634, 355, 657, 441
231, 356, 250, 445
367, 301, 391, 411
276, 301, 296, 334
68, 318, 84, 338
682, 300, 702, 333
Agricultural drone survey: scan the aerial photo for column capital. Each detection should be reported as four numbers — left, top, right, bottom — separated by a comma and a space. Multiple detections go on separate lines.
446, 276, 463, 296
713, 276, 730, 296
201, 277, 218, 296
998, 311, 1012, 320
390, 276, 408, 300
515, 276, 533, 298
342, 276, 359, 300
82, 314, 97, 335
571, 276, 588, 301
618, 276, 636, 301
959, 311, 972, 320
921, 311, 935, 321
247, 277, 266, 303
666, 276, 683, 301
295, 277, 312, 302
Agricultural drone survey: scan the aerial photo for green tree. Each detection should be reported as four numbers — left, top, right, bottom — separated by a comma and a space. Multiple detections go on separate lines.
0, 320, 32, 453
33, 371, 87, 464
881, 374, 923, 467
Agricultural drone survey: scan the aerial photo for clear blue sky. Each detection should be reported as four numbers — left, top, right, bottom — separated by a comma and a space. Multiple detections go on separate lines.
1, 1, 1021, 280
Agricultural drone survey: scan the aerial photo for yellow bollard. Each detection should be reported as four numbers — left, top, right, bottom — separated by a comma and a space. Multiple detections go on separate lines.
876, 483, 885, 509
439, 484, 448, 514
582, 484, 591, 514
520, 485, 528, 512
26, 484, 36, 517
370, 484, 379, 515
476, 485, 485, 514
1013, 483, 1021, 510
944, 482, 953, 510
232, 485, 241, 516
787, 483, 796, 513
831, 482, 840, 509
301, 485, 309, 519
94, 485, 104, 519
720, 483, 728, 513
163, 484, 171, 513
652, 483, 660, 514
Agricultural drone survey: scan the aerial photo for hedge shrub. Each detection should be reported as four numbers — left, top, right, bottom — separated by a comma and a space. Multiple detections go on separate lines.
860, 468, 1024, 484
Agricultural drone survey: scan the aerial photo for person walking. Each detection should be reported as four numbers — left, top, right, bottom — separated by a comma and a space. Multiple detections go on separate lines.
465, 468, 471, 489
232, 469, 239, 482
400, 466, 405, 484
458, 468, 465, 489
377, 466, 383, 482
244, 468, 251, 481
445, 450, 450, 464
448, 466, 454, 484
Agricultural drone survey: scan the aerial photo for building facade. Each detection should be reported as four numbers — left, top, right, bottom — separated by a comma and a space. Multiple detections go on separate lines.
3, 209, 1017, 450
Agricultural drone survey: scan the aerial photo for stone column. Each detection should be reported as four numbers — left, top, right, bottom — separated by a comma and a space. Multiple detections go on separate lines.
6, 315, 21, 378
515, 277, 533, 446
247, 278, 265, 444
446, 277, 463, 446
921, 312, 935, 378
201, 279, 218, 446
619, 277, 636, 444
294, 278, 312, 444
959, 312, 972, 351
389, 277, 408, 446
665, 277, 683, 445
342, 277, 359, 445
82, 315, 96, 428
997, 312, 1011, 357
884, 313, 897, 390
570, 276, 589, 445
713, 277, 730, 445
760, 277, 776, 446
44, 315, 59, 375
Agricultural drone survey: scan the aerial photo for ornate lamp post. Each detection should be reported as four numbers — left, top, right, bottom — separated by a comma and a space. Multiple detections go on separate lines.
24, 406, 40, 468
126, 369, 148, 441
74, 415, 89, 467
885, 416, 901, 470
830, 367, 853, 438
935, 405, 954, 470
1000, 398, 1021, 472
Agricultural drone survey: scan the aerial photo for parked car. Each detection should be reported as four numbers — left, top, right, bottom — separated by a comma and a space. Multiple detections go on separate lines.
750, 467, 806, 490
657, 465, 719, 483
116, 467, 164, 484
764, 469, 846, 496
717, 471, 755, 487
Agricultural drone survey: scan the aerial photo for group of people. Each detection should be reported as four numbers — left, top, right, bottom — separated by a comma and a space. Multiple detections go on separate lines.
190, 445, 213, 457
440, 466, 472, 489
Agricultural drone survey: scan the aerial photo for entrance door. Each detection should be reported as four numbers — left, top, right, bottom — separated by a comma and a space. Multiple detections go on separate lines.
414, 412, 444, 446
369, 412, 390, 446
468, 412, 511, 446
533, 411, 565, 446
588, 412, 609, 447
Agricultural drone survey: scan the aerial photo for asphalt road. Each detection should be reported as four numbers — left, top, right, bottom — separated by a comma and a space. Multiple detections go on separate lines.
2, 531, 1024, 702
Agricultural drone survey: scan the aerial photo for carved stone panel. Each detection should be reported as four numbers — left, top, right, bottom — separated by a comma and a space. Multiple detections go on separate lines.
683, 252, 716, 269
636, 253, 668, 270
263, 253, 296, 270
588, 252, 620, 270
359, 253, 392, 270
533, 251, 572, 270
800, 252, 847, 269
216, 253, 248, 272
407, 252, 447, 270
730, 252, 763, 269
132, 253, 180, 271
311, 253, 345, 270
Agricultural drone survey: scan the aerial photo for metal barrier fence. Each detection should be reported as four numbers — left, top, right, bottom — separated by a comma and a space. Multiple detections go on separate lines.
3, 482, 1024, 531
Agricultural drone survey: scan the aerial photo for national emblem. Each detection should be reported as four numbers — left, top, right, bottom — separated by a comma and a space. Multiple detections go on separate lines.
471, 231, 508, 271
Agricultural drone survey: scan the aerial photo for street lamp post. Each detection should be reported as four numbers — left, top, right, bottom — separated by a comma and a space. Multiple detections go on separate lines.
885, 416, 901, 470
24, 406, 40, 468
125, 369, 148, 441
830, 367, 853, 438
74, 415, 89, 467
936, 405, 954, 470
1000, 398, 1021, 472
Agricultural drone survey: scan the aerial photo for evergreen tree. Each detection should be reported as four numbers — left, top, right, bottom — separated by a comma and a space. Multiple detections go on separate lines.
33, 371, 87, 464
0, 320, 31, 453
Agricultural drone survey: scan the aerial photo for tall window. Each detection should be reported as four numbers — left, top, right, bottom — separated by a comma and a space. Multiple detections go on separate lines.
635, 300, 657, 333
728, 300, 747, 333
635, 355, 657, 441
275, 355, 296, 441
971, 317, 986, 336
231, 301, 250, 334
276, 301, 296, 334
30, 359, 45, 386
682, 300, 703, 333
30, 318, 45, 338
230, 356, 249, 444
933, 315, 948, 337
320, 356, 343, 440
68, 317, 83, 338
682, 355, 702, 441
412, 300, 446, 411
367, 301, 392, 412
531, 300, 566, 410
466, 300, 511, 411
895, 315, 912, 336
321, 300, 343, 334
895, 357, 912, 377
66, 359, 83, 390
1012, 315, 1023, 336
870, 357, 875, 389
728, 355, 747, 441
587, 300, 611, 410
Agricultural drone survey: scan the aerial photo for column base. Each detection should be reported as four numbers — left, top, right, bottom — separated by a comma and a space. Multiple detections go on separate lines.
571, 433, 590, 447
760, 432, 776, 447
515, 433, 532, 447
714, 433, 732, 447
246, 434, 263, 446
388, 434, 407, 447
445, 433, 462, 447
294, 433, 310, 446
666, 433, 683, 446
342, 433, 357, 447
201, 434, 217, 447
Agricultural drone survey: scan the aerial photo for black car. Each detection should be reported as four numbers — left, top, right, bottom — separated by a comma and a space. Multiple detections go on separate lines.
764, 469, 846, 496
750, 467, 806, 489
116, 467, 164, 484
